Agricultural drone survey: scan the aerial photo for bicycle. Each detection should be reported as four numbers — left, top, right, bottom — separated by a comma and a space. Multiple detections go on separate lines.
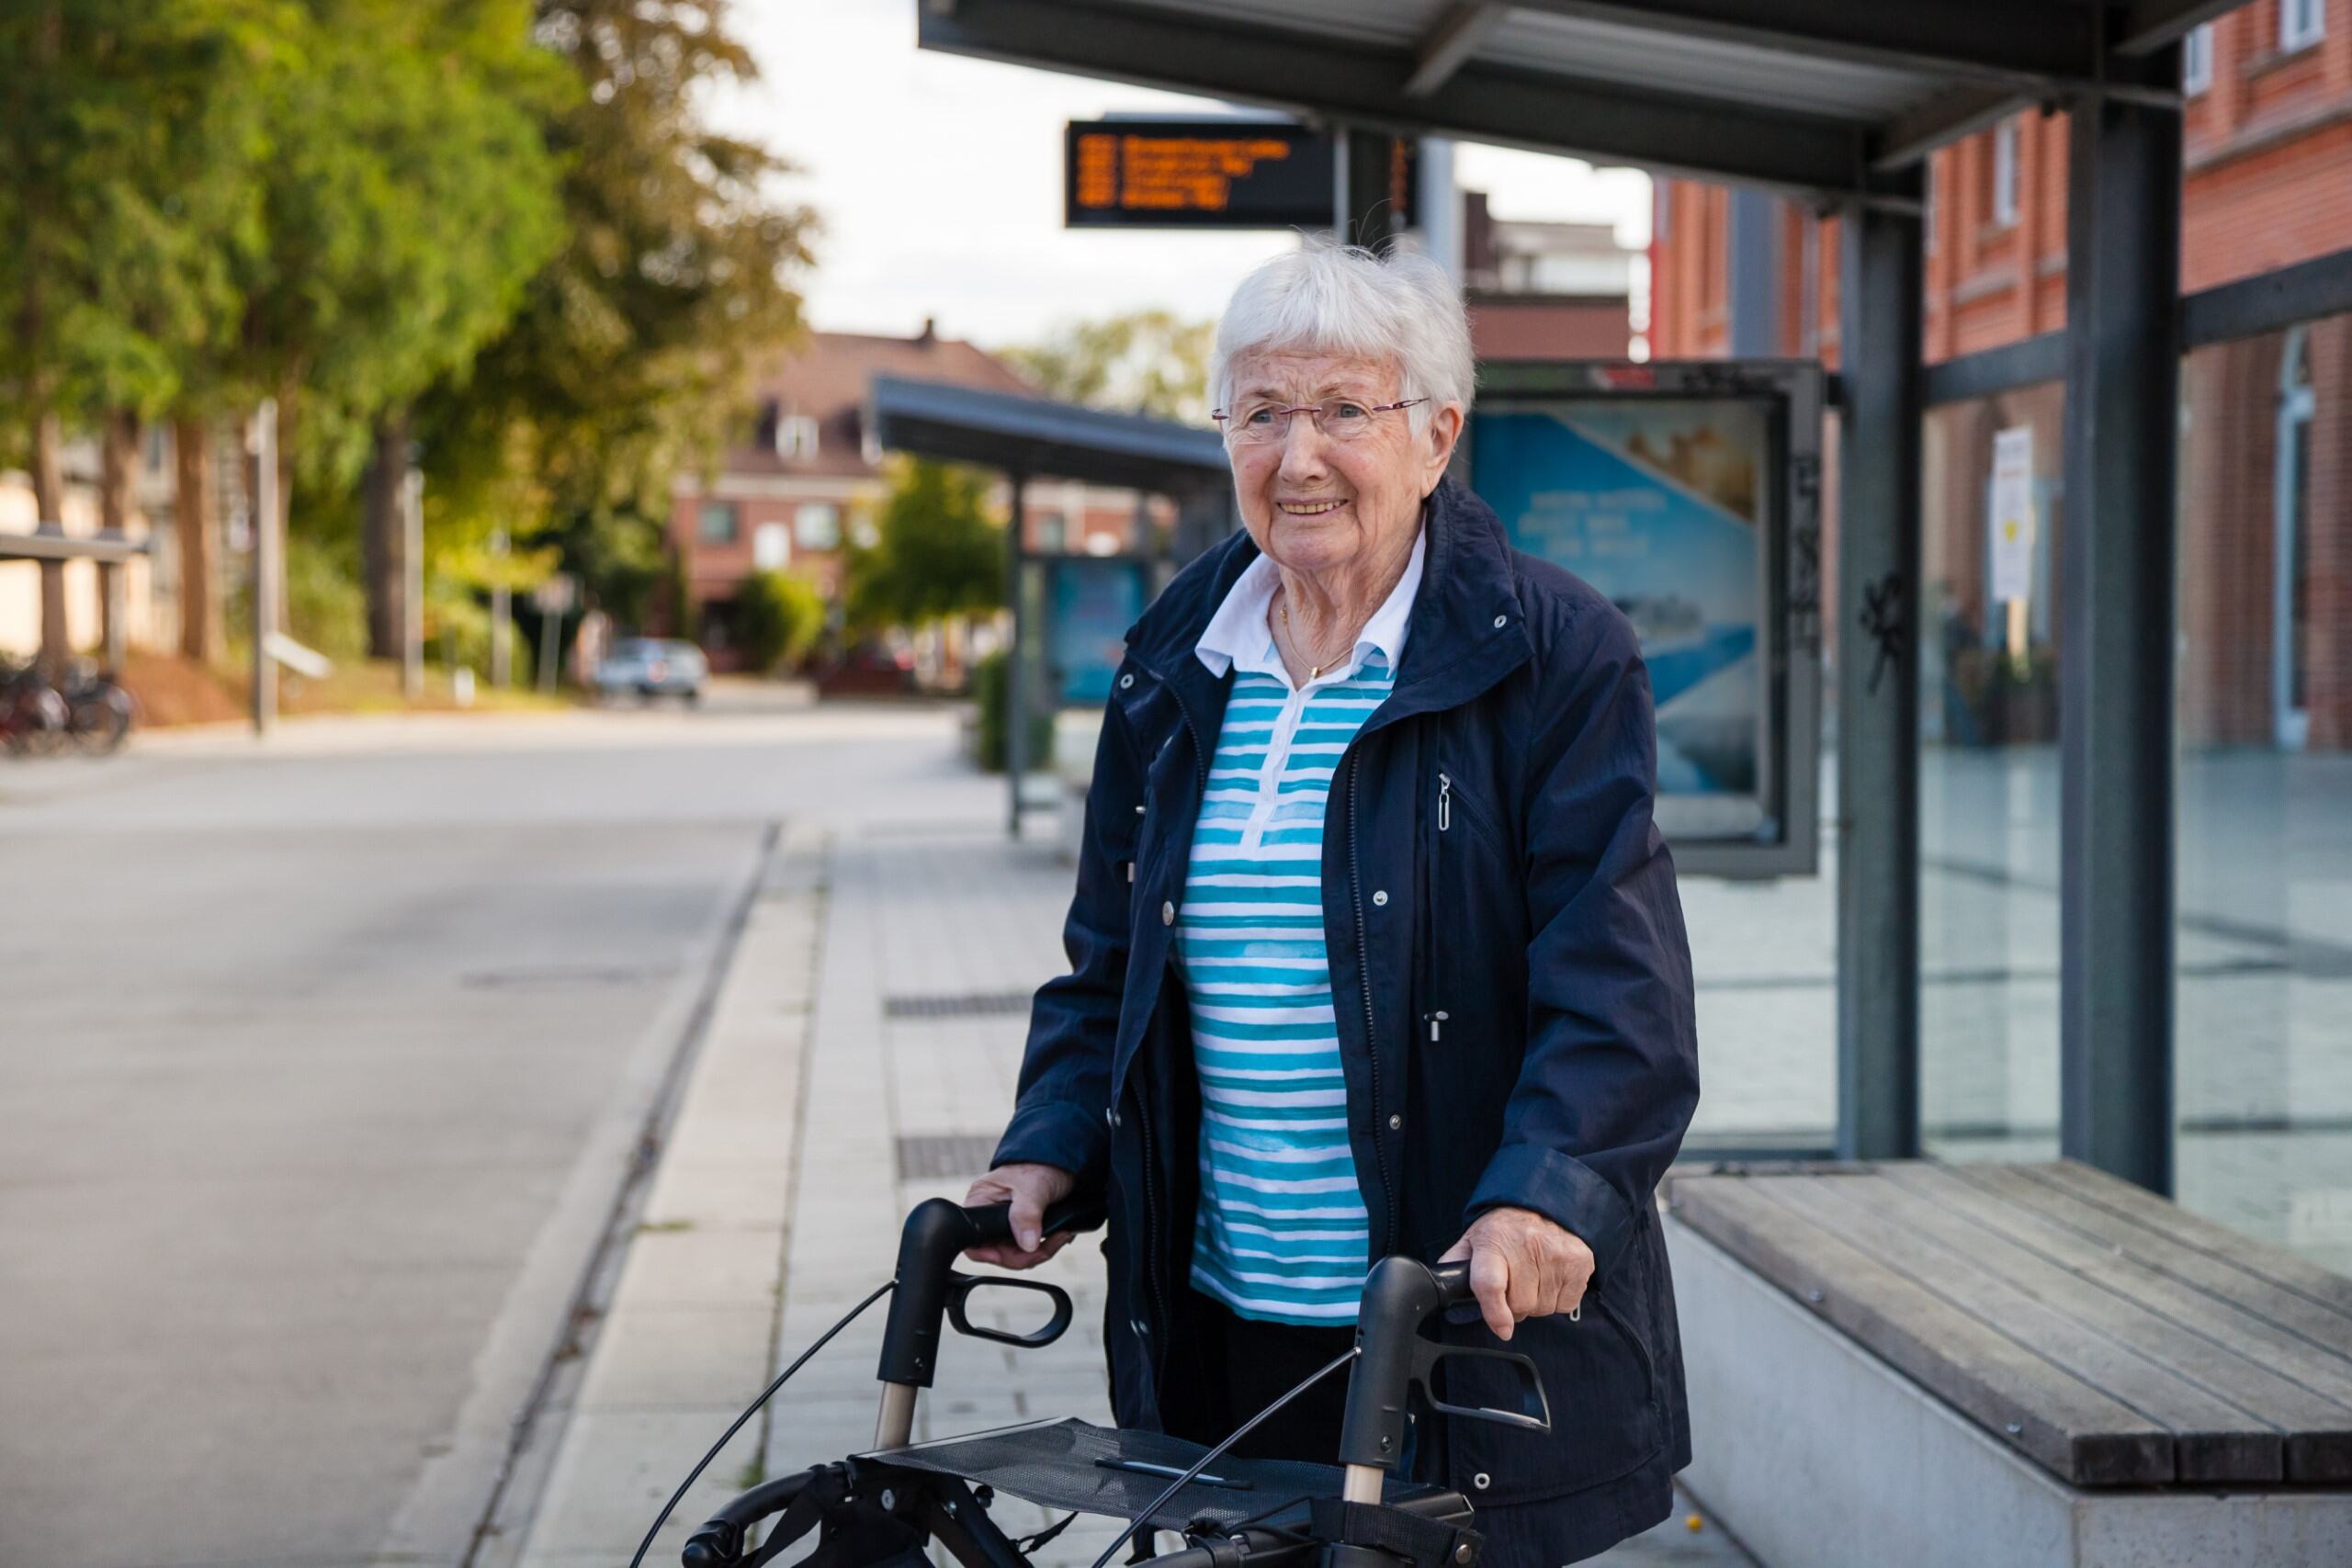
639, 1196, 1551, 1568
59, 660, 134, 754
1, 657, 71, 756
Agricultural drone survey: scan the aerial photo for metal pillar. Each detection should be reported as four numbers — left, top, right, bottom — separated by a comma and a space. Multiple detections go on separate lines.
1338, 128, 1403, 253
1005, 469, 1029, 840
1727, 189, 1784, 357
251, 400, 279, 739
2061, 62, 2182, 1195
1836, 180, 1924, 1161
401, 468, 425, 699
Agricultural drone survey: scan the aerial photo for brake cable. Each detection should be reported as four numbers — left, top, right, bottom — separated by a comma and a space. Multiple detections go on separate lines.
627, 1279, 896, 1568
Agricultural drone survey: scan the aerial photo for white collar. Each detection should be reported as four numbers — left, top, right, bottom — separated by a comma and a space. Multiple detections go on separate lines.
1194, 524, 1427, 685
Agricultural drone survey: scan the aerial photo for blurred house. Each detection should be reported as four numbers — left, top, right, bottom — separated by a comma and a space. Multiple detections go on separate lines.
1459, 190, 1635, 361
1649, 2, 2352, 752
0, 428, 180, 660
668, 321, 1166, 671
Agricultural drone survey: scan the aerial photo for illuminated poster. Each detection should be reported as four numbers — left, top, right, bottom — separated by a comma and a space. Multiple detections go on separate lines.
1047, 558, 1150, 705
1471, 384, 1800, 860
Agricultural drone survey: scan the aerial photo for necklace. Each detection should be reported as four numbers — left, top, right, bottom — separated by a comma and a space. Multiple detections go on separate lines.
1278, 600, 1330, 682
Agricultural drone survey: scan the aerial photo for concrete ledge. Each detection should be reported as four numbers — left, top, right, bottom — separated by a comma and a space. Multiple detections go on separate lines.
1668, 1213, 2352, 1568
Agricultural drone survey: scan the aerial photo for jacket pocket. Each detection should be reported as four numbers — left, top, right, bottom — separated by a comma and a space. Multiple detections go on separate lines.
1442, 1232, 1668, 1506
1422, 762, 1510, 1046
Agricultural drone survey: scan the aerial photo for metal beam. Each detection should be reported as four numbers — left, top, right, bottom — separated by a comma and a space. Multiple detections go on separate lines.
2118, 0, 2242, 54
2181, 243, 2352, 348
1835, 175, 1925, 1162
1873, 84, 2031, 170
2059, 53, 2182, 1196
920, 0, 1884, 198
1510, 0, 2099, 88
1922, 329, 2067, 406
1406, 2, 1502, 98
1918, 245, 2352, 403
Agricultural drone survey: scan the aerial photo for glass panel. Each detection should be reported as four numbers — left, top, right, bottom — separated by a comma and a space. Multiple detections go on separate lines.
2175, 313, 2352, 1274
1678, 411, 1837, 1157
1918, 382, 2066, 1163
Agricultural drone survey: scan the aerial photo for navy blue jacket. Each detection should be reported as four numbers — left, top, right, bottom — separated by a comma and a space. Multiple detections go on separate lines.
993, 477, 1700, 1554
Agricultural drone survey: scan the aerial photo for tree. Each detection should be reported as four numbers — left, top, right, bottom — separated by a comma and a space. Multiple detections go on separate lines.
735, 569, 825, 674
844, 459, 1003, 636
415, 0, 816, 633
0, 1, 278, 671
1001, 309, 1214, 423
226, 0, 566, 657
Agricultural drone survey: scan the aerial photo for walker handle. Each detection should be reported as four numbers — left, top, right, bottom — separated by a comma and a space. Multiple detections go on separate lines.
875, 1194, 1105, 1388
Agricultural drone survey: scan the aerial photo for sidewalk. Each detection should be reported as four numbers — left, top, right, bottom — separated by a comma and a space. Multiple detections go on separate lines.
505, 807, 1757, 1566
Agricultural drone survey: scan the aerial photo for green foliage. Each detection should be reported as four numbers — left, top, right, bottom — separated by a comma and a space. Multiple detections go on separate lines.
972, 650, 1054, 774
845, 459, 1003, 634
735, 570, 826, 674
284, 536, 371, 664
242, 0, 569, 488
0, 1, 281, 426
1001, 310, 1214, 423
416, 0, 816, 617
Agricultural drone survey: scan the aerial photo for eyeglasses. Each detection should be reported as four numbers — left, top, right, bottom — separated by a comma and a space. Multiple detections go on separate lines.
1211, 397, 1427, 446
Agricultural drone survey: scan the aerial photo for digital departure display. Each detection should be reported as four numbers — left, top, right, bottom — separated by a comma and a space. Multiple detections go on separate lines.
1065, 119, 1405, 231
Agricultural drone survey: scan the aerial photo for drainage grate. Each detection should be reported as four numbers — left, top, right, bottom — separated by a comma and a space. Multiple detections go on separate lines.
897, 1133, 1003, 1180
883, 990, 1033, 1020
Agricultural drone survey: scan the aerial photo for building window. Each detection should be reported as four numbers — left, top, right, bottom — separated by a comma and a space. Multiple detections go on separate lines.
2281, 0, 2325, 51
698, 501, 740, 544
1991, 120, 2021, 229
1924, 162, 1937, 254
753, 522, 789, 570
2183, 22, 2214, 94
1036, 511, 1067, 554
776, 414, 820, 461
795, 502, 841, 551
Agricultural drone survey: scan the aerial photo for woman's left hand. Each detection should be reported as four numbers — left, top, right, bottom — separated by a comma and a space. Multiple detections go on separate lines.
1440, 1206, 1595, 1342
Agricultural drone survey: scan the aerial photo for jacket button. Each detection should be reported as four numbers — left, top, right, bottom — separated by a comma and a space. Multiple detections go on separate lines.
1119, 672, 1135, 689
1162, 901, 1176, 925
1492, 615, 1507, 629
1372, 889, 1388, 907
1388, 1113, 1402, 1131
1106, 1107, 1118, 1129
1472, 1472, 1490, 1491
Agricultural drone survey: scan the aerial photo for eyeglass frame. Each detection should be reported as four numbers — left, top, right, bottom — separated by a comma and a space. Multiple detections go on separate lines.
1210, 396, 1429, 445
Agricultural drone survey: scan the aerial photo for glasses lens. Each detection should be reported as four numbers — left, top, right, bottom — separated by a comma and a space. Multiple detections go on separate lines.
1318, 401, 1374, 440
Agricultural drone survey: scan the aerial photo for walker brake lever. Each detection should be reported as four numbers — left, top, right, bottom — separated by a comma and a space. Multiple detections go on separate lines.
944, 1271, 1075, 1348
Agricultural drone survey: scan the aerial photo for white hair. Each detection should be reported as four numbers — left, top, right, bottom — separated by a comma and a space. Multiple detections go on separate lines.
1210, 238, 1475, 435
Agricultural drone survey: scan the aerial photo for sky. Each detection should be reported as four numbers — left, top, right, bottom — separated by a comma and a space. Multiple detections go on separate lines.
713, 2, 1653, 352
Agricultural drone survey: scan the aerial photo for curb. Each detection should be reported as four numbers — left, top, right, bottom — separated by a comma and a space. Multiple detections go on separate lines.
479, 824, 830, 1568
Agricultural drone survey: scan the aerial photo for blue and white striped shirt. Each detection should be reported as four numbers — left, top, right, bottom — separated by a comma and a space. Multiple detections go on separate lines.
1175, 532, 1425, 1325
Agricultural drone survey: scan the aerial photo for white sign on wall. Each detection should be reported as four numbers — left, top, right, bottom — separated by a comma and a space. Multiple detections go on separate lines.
1990, 426, 2036, 604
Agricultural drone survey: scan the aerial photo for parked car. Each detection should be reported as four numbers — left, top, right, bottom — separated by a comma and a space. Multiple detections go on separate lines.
594, 637, 707, 704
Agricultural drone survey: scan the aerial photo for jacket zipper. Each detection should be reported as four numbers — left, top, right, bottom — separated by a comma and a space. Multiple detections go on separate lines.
1346, 752, 1397, 1257
1134, 695, 1206, 1348
1427, 773, 1452, 1043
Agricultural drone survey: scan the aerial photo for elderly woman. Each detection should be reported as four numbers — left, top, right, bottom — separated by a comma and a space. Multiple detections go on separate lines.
966, 242, 1700, 1563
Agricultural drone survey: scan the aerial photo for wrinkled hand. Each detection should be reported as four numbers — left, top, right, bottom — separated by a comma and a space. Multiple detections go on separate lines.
1440, 1206, 1595, 1342
962, 1162, 1078, 1269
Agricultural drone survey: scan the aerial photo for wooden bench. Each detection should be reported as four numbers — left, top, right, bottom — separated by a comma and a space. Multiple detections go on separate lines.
1661, 1161, 2352, 1568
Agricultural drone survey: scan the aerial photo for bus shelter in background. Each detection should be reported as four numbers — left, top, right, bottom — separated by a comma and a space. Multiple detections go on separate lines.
914, 0, 2352, 1199
865, 374, 1237, 837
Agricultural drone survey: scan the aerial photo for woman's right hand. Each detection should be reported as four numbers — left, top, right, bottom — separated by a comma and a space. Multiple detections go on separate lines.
962, 1162, 1079, 1269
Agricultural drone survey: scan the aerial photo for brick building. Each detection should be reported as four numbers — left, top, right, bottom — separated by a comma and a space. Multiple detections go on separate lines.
1649, 0, 2352, 750
668, 323, 1161, 670
1459, 191, 1634, 361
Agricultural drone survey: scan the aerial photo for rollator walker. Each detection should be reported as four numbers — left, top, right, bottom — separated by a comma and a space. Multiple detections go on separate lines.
638, 1195, 1554, 1568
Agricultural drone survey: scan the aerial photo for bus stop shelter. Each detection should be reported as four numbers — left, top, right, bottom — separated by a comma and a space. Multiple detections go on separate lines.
867, 374, 1237, 832
911, 0, 2352, 1194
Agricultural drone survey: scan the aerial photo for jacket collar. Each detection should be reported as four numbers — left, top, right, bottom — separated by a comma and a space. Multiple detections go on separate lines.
1122, 476, 1531, 730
